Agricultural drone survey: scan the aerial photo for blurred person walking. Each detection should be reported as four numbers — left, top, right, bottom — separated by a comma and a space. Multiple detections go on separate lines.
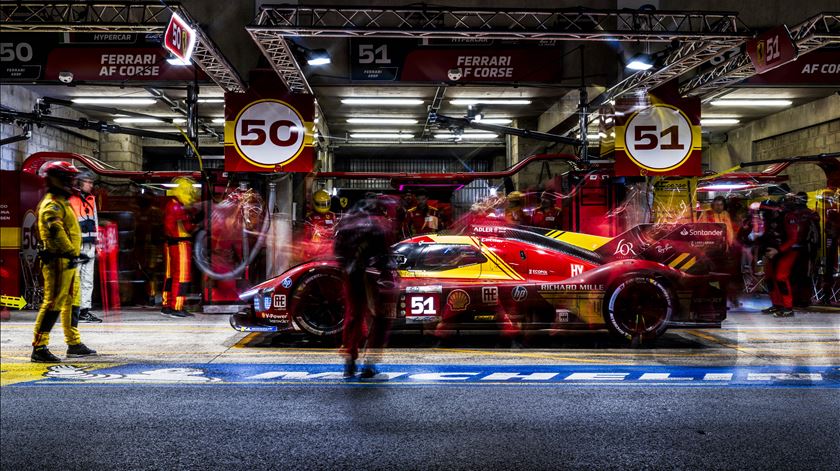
31, 161, 97, 362
161, 177, 199, 318
333, 197, 397, 379
68, 170, 102, 323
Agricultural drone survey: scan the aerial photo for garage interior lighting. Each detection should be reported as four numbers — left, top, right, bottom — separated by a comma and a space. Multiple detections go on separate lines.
341, 98, 424, 106
450, 99, 531, 106
306, 49, 331, 66
211, 118, 226, 124
434, 133, 500, 140
197, 98, 225, 103
72, 97, 156, 105
350, 133, 414, 139
114, 117, 186, 124
470, 118, 513, 125
701, 118, 740, 125
346, 118, 418, 125
710, 99, 792, 107
625, 53, 655, 71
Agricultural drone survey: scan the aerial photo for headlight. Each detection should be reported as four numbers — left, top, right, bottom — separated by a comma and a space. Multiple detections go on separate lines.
238, 288, 259, 302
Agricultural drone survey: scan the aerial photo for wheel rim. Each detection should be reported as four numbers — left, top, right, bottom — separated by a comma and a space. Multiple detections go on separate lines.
294, 272, 345, 333
609, 278, 671, 338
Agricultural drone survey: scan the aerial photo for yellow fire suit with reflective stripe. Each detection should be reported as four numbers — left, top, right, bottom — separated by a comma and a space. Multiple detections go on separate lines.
32, 192, 83, 348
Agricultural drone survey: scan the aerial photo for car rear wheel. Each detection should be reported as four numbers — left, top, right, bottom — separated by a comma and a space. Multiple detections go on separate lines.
291, 268, 345, 337
604, 276, 674, 345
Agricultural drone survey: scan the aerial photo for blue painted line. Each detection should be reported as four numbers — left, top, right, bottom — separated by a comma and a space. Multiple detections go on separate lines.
11, 364, 840, 388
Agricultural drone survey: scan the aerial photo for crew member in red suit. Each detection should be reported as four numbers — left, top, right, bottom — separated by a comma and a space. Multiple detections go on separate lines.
161, 177, 198, 318
790, 192, 820, 307
302, 190, 337, 260
764, 195, 807, 318
531, 191, 563, 229
504, 191, 530, 226
403, 189, 442, 236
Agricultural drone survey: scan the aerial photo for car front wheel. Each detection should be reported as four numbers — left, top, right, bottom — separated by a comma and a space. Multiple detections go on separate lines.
604, 276, 674, 345
291, 268, 346, 337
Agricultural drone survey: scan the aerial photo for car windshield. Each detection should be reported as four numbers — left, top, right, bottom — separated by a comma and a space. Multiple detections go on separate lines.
392, 243, 486, 271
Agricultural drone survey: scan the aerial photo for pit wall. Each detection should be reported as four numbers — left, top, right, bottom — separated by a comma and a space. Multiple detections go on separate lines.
708, 93, 840, 192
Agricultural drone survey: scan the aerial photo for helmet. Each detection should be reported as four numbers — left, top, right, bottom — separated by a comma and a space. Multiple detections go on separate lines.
313, 190, 331, 214
169, 177, 199, 206
76, 170, 96, 183
39, 161, 80, 194
507, 191, 523, 205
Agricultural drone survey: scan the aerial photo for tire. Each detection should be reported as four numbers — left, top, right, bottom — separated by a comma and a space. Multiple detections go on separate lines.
604, 275, 674, 345
291, 268, 346, 337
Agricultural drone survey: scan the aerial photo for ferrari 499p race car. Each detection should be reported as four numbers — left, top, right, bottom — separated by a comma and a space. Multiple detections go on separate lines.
231, 223, 728, 344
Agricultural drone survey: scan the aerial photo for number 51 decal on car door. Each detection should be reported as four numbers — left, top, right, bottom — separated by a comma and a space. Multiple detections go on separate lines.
406, 294, 440, 320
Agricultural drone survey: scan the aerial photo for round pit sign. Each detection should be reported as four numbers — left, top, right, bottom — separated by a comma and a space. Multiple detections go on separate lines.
623, 104, 695, 172
233, 99, 307, 168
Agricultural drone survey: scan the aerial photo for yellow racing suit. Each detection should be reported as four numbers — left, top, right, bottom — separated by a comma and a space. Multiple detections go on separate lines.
32, 192, 83, 348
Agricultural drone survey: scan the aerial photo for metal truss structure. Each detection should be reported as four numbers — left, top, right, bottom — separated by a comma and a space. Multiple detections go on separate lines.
680, 13, 840, 97
248, 5, 750, 97
0, 1, 245, 92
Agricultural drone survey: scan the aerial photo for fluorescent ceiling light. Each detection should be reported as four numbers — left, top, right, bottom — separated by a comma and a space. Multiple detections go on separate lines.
471, 118, 512, 125
350, 133, 414, 139
450, 99, 531, 106
211, 118, 225, 124
167, 57, 191, 66
710, 99, 792, 107
307, 57, 331, 66
585, 134, 601, 140
351, 129, 414, 134
306, 49, 331, 66
197, 98, 225, 103
346, 118, 418, 125
342, 98, 424, 106
434, 133, 499, 140
701, 118, 740, 125
114, 117, 186, 124
72, 97, 156, 106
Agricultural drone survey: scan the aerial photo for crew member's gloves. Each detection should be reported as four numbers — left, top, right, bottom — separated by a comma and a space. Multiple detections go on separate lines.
77, 253, 91, 264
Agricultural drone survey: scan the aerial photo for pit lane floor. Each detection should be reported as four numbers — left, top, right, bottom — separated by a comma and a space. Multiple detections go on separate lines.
1, 306, 839, 470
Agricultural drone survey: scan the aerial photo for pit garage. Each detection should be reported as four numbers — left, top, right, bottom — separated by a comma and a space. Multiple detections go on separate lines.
0, 2, 839, 469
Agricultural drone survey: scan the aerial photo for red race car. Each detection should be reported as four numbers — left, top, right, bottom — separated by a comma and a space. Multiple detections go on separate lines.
231, 223, 728, 344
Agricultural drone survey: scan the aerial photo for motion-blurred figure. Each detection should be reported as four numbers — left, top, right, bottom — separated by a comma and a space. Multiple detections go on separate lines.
31, 161, 97, 362
504, 191, 530, 225
68, 170, 101, 323
790, 192, 820, 308
333, 197, 397, 379
531, 191, 563, 229
209, 188, 264, 299
404, 189, 441, 236
161, 177, 199, 318
302, 190, 337, 260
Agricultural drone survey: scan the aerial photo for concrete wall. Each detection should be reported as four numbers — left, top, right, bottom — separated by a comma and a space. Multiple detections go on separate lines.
0, 85, 98, 171
0, 85, 144, 171
708, 94, 840, 192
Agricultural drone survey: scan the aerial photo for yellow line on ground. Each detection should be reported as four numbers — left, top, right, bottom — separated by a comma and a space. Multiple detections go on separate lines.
233, 332, 259, 348
685, 330, 751, 352
431, 348, 617, 364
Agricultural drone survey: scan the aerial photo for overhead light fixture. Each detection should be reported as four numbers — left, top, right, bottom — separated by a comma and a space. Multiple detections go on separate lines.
306, 48, 331, 66
434, 133, 499, 140
114, 117, 186, 124
197, 98, 225, 104
625, 53, 655, 71
346, 118, 418, 125
350, 133, 414, 139
341, 98, 424, 106
710, 99, 792, 107
701, 118, 740, 126
476, 118, 513, 125
351, 129, 414, 134
586, 134, 601, 140
211, 118, 226, 124
72, 97, 156, 106
451, 99, 531, 106
167, 57, 191, 66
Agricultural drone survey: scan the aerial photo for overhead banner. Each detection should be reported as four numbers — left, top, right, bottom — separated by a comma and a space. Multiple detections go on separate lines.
745, 25, 798, 75
0, 33, 204, 82
608, 89, 702, 177
744, 49, 840, 86
349, 38, 565, 83
224, 74, 315, 173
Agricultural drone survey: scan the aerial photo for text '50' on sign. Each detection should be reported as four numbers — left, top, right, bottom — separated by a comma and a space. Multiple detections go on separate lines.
163, 13, 195, 64
224, 77, 316, 173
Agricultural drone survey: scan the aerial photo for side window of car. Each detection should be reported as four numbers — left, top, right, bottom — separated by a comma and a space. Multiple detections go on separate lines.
416, 245, 487, 271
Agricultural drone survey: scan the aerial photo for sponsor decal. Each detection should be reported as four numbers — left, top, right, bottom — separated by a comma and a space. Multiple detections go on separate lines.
555, 309, 570, 323
281, 277, 293, 289
613, 239, 637, 256
405, 285, 443, 293
407, 294, 439, 316
680, 228, 689, 236
540, 284, 605, 291
529, 269, 548, 275
472, 225, 505, 234
511, 286, 528, 302
261, 311, 291, 323
655, 243, 674, 254
481, 287, 499, 305
473, 314, 495, 321
273, 294, 287, 310
570, 264, 585, 277
447, 289, 471, 311
24, 364, 840, 388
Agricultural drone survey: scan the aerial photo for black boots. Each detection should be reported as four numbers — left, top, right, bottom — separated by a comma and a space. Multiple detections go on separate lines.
31, 347, 61, 363
67, 343, 98, 357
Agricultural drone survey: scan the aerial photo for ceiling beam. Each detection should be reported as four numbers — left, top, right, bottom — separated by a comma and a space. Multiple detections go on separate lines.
0, 1, 245, 92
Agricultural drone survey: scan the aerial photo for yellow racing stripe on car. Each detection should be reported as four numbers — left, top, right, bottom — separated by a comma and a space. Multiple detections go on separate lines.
477, 241, 525, 281
668, 253, 690, 268
680, 256, 697, 271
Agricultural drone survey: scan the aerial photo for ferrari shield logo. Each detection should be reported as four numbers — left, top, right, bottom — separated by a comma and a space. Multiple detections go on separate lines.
339, 197, 349, 208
